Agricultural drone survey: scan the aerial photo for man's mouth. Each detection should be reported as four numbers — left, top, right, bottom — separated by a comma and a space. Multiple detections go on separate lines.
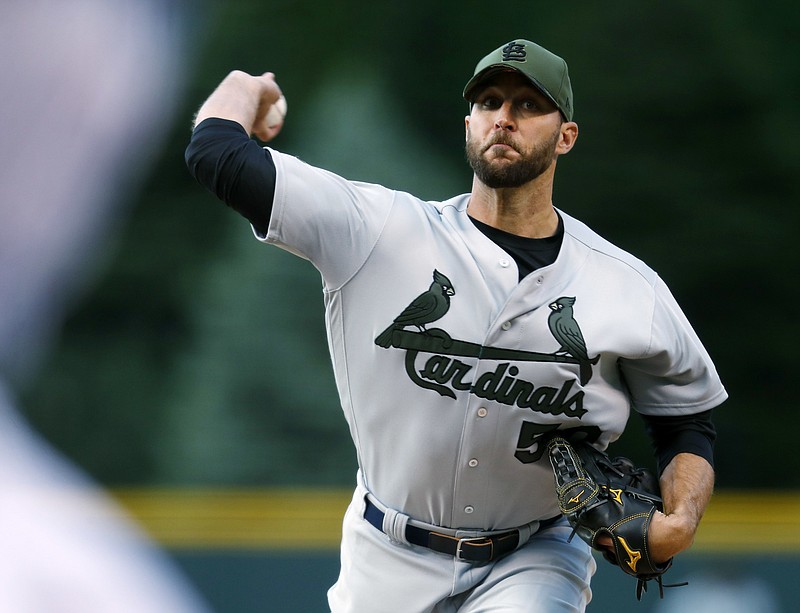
485, 136, 518, 154
485, 141, 518, 155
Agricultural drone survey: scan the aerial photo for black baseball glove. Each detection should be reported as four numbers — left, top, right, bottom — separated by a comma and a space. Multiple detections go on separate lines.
545, 435, 681, 599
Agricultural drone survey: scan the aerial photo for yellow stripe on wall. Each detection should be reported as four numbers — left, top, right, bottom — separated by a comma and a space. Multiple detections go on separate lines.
113, 488, 352, 550
112, 488, 800, 553
695, 490, 800, 552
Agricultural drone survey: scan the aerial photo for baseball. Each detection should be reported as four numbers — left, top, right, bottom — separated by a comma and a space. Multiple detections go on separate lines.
265, 94, 287, 128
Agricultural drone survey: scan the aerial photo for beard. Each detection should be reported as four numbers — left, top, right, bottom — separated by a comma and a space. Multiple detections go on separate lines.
465, 126, 560, 188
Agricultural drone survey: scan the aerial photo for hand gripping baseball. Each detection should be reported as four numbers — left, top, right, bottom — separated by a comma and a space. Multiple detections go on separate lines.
546, 436, 682, 599
252, 72, 286, 142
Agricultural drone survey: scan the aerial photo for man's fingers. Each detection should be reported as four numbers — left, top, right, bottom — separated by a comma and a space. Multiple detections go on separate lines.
595, 534, 613, 551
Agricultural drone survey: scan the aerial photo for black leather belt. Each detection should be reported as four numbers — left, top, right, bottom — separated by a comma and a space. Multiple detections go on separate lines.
364, 498, 560, 563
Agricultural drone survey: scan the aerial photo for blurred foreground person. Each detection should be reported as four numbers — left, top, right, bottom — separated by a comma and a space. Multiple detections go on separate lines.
0, 1, 210, 611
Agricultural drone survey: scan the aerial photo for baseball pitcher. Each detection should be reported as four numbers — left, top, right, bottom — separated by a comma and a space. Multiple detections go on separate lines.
186, 38, 726, 612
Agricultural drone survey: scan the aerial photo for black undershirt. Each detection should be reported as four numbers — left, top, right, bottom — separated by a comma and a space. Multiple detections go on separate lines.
185, 117, 716, 475
468, 215, 563, 280
185, 118, 276, 236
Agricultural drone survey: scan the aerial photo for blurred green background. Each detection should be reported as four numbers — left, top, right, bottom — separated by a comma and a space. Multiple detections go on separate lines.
20, 0, 798, 490
16, 0, 799, 610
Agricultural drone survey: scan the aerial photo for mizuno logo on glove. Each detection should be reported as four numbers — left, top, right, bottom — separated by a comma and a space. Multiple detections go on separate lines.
617, 536, 642, 573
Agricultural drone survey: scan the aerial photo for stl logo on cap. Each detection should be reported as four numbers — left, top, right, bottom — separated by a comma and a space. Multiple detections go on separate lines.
501, 41, 527, 62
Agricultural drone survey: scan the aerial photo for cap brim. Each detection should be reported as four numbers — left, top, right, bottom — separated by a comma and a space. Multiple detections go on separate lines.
462, 64, 559, 111
463, 65, 515, 100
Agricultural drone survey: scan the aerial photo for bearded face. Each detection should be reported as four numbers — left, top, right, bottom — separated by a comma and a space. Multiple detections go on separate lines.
465, 123, 561, 188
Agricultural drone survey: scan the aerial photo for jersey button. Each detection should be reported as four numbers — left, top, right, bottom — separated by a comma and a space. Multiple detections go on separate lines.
468, 458, 478, 468
477, 407, 488, 418
499, 258, 510, 268
501, 321, 512, 331
464, 506, 475, 514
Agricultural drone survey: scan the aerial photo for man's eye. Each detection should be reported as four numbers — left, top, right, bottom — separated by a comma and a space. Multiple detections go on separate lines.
521, 100, 538, 111
479, 97, 501, 109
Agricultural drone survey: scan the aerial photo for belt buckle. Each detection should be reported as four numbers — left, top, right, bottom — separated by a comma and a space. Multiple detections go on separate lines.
455, 536, 492, 561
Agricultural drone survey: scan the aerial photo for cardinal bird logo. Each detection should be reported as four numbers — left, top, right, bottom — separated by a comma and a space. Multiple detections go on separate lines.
375, 270, 455, 348
548, 296, 599, 385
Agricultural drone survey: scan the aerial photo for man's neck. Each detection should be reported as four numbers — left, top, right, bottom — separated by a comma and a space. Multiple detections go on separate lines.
467, 176, 559, 238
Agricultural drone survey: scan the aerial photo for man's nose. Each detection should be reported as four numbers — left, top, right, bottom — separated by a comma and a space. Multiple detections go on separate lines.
494, 102, 516, 131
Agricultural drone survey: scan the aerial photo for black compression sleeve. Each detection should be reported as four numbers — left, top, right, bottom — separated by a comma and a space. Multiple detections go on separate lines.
185, 117, 275, 236
641, 409, 717, 475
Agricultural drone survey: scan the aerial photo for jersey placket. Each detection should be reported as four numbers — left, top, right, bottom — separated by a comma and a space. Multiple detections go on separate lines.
449, 273, 549, 528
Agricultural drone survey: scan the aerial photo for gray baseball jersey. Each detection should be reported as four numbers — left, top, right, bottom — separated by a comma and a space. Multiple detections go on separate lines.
259, 148, 727, 530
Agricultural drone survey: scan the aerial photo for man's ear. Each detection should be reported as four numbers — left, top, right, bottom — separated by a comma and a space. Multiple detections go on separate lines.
556, 121, 579, 154
464, 115, 470, 140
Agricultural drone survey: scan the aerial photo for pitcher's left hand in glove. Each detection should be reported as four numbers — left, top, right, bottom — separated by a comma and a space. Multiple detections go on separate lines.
546, 435, 681, 599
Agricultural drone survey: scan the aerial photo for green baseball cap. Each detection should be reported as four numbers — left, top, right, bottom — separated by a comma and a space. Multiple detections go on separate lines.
463, 39, 574, 121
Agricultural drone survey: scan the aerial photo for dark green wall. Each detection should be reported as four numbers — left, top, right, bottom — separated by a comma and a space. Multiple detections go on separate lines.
171, 550, 793, 612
